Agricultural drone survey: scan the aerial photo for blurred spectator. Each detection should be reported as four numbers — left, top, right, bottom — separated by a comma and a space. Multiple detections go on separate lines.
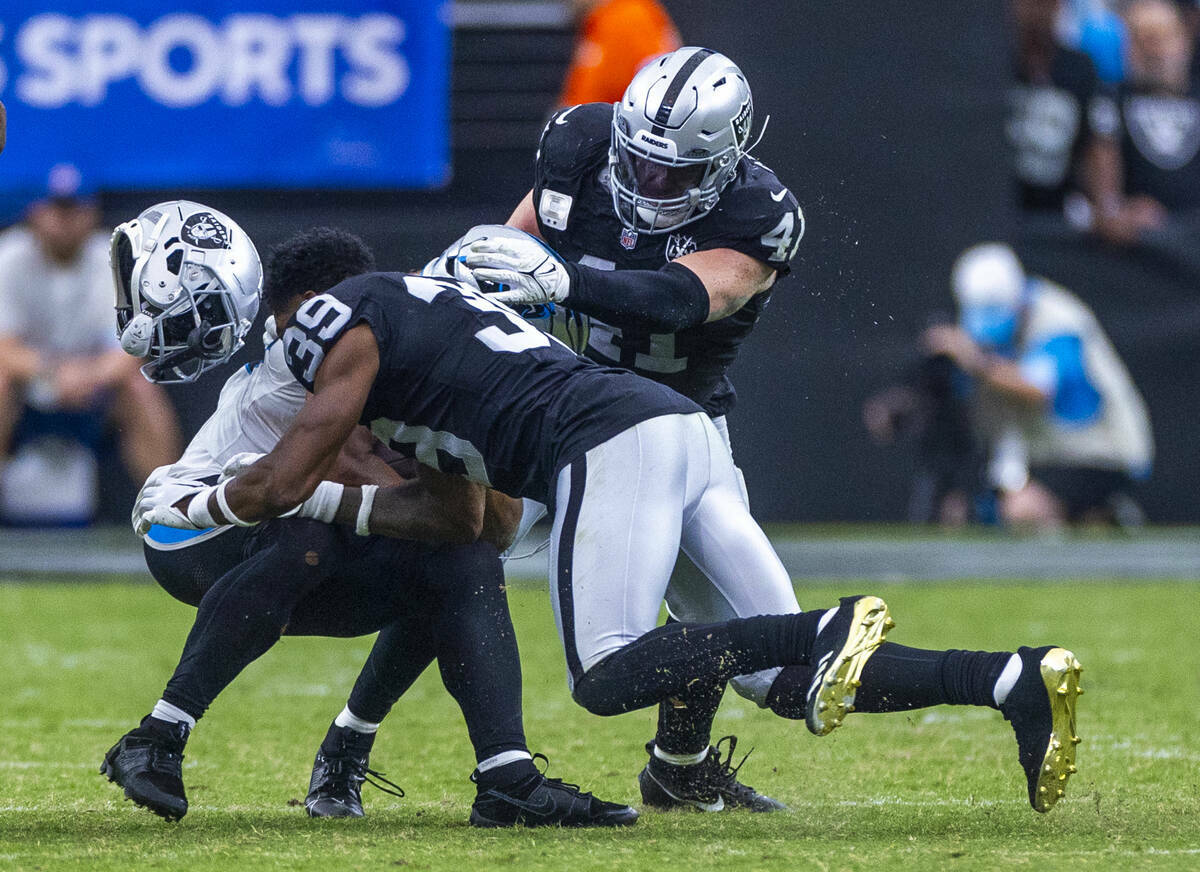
863, 315, 983, 527
0, 99, 6, 154
1059, 0, 1128, 83
0, 165, 181, 525
557, 0, 681, 107
1105, 0, 1200, 221
1007, 0, 1125, 223
925, 243, 1153, 530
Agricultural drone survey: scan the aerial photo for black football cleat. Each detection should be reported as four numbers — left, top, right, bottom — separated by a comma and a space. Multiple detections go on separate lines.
1001, 646, 1083, 813
305, 722, 404, 818
638, 736, 788, 812
805, 595, 894, 736
469, 754, 638, 828
100, 715, 190, 822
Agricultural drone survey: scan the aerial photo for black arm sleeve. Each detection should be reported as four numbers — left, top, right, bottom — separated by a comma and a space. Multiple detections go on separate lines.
563, 261, 710, 332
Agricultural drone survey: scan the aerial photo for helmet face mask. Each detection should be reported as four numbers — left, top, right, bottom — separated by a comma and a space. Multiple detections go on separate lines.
609, 47, 755, 235
111, 201, 262, 383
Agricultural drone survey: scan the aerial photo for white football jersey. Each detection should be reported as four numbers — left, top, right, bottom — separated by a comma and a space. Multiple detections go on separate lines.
167, 317, 306, 481
142, 317, 306, 546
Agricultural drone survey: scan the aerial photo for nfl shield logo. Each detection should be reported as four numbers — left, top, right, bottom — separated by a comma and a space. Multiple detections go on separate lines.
619, 228, 638, 250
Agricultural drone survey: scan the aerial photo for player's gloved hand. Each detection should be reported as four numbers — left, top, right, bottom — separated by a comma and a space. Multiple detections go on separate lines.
133, 467, 211, 536
463, 238, 570, 307
219, 451, 265, 483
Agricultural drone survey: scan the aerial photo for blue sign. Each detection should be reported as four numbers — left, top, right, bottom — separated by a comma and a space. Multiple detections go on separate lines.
0, 1, 450, 196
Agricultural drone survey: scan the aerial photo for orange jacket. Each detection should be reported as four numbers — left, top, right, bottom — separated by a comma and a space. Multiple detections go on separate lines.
559, 0, 682, 107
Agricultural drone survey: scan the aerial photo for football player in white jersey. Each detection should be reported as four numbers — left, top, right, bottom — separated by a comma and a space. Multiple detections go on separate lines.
101, 203, 637, 828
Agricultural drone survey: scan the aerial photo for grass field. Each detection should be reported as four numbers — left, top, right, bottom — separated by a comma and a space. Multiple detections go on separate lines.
1, 576, 1198, 871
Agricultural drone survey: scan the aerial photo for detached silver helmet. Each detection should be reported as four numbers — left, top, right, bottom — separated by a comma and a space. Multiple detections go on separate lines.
111, 201, 262, 383
610, 47, 755, 234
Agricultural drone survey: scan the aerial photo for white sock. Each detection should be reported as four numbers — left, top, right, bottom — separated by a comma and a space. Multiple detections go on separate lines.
653, 745, 709, 767
992, 653, 1023, 707
334, 705, 380, 735
476, 750, 533, 773
816, 607, 838, 636
151, 700, 196, 730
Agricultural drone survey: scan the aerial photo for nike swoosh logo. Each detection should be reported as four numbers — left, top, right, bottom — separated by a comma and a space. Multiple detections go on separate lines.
770, 188, 789, 202
555, 105, 579, 126
485, 788, 558, 816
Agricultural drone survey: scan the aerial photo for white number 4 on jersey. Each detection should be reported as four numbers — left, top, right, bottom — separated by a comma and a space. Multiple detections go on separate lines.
762, 207, 805, 262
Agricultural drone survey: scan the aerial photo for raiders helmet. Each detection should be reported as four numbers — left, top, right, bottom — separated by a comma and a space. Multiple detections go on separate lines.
610, 47, 756, 234
111, 201, 262, 383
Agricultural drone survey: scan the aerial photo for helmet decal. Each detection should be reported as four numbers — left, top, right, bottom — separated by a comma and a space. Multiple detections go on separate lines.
181, 212, 232, 250
732, 98, 752, 147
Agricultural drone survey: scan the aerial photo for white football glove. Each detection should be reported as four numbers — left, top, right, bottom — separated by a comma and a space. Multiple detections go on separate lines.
219, 451, 265, 483
463, 238, 570, 307
132, 467, 211, 536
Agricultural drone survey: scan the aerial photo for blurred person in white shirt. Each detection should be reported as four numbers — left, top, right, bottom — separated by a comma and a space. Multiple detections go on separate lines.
925, 243, 1153, 529
0, 165, 180, 523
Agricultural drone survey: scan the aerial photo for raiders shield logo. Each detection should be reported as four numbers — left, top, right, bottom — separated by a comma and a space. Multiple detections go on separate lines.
181, 212, 232, 250
1125, 94, 1200, 171
733, 98, 753, 146
665, 233, 697, 261
620, 227, 638, 250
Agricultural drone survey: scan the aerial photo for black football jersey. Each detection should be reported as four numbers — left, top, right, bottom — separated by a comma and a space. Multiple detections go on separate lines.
281, 272, 699, 501
532, 102, 803, 417
1009, 47, 1107, 212
1115, 81, 1200, 212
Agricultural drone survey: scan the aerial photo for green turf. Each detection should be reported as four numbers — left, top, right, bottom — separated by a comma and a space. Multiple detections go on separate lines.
1, 578, 1198, 871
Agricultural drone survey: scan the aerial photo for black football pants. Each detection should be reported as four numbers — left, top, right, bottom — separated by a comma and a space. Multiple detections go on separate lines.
144, 518, 526, 761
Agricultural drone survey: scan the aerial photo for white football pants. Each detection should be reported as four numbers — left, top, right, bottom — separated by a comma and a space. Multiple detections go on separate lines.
548, 412, 801, 706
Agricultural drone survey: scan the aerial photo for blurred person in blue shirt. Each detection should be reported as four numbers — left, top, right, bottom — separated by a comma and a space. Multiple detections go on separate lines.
924, 243, 1153, 529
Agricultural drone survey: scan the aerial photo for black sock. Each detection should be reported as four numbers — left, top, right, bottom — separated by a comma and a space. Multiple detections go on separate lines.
474, 758, 540, 795
654, 620, 726, 755
572, 611, 823, 717
426, 543, 529, 763
655, 675, 726, 755
765, 643, 1012, 716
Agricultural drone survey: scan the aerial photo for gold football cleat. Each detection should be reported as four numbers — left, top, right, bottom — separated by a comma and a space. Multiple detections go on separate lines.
805, 596, 893, 736
1031, 647, 1083, 813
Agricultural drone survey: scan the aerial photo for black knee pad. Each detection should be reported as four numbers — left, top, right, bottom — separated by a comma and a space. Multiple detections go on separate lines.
569, 657, 629, 717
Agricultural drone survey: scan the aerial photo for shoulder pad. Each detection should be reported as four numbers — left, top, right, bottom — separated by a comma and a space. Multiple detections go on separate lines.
700, 158, 804, 268
722, 158, 800, 221
536, 103, 612, 185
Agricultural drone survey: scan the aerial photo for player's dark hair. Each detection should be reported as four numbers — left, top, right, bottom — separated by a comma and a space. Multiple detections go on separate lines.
264, 227, 375, 312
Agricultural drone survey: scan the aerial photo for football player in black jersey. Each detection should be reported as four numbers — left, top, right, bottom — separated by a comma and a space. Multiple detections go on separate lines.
146, 226, 1084, 816
103, 215, 638, 829
457, 46, 807, 810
